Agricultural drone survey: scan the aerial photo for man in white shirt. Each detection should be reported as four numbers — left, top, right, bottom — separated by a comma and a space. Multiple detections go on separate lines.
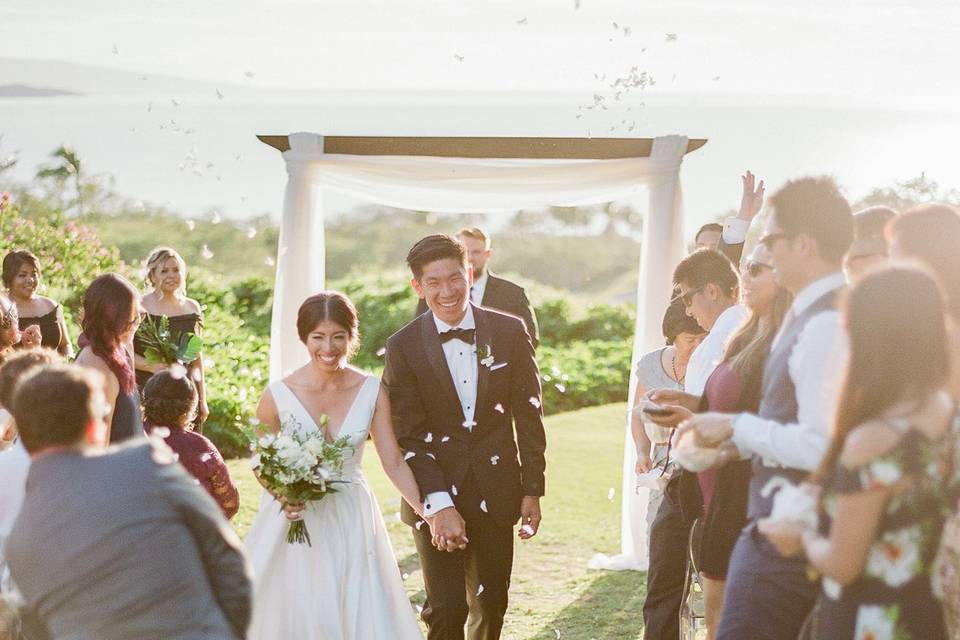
681, 176, 854, 640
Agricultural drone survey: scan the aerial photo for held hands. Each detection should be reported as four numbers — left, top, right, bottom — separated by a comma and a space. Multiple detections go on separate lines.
635, 455, 653, 474
429, 507, 469, 552
518, 496, 541, 540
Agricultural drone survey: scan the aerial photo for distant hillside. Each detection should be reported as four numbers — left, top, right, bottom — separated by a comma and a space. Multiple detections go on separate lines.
0, 83, 81, 98
0, 57, 250, 98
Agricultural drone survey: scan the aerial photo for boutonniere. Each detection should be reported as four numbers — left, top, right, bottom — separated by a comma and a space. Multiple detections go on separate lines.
480, 344, 495, 368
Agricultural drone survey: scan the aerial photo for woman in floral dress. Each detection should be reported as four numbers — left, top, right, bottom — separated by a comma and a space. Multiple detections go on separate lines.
762, 266, 958, 639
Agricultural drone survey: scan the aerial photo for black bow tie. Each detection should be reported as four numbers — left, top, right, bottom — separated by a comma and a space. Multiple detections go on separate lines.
439, 328, 475, 344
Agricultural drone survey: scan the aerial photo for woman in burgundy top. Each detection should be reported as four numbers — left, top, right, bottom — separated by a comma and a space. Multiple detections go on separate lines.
143, 369, 239, 519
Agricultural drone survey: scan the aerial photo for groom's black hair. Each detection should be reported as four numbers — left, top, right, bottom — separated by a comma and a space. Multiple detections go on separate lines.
406, 234, 468, 281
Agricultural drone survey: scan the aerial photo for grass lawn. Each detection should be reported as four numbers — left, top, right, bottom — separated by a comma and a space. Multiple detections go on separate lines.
227, 402, 646, 639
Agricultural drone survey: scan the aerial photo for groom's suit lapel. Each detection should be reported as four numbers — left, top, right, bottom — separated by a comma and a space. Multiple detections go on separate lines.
473, 304, 492, 429
419, 313, 465, 423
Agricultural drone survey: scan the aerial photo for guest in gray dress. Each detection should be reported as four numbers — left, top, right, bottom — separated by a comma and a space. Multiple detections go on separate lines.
630, 300, 706, 527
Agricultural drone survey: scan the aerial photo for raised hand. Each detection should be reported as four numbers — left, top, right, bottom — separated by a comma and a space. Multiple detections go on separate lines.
518, 496, 541, 540
738, 170, 765, 222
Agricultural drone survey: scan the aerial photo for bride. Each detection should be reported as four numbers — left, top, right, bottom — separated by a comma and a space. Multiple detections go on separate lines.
245, 291, 425, 639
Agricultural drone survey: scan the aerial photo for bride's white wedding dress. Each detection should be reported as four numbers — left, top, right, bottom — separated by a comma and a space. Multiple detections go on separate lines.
245, 375, 423, 639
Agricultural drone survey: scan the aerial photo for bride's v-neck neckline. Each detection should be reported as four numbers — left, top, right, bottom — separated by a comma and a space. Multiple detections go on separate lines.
280, 376, 369, 443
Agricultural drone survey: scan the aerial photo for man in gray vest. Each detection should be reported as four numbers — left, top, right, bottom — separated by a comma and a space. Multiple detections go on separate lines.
679, 176, 853, 640
5, 364, 252, 640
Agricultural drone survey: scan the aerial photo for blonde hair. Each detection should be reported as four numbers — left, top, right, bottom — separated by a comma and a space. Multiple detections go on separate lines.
145, 247, 188, 297
456, 226, 491, 249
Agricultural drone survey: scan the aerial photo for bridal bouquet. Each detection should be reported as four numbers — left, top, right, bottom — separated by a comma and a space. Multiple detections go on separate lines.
251, 416, 353, 545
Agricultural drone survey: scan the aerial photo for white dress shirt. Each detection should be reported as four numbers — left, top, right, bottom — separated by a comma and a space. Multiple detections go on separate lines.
685, 304, 749, 397
0, 439, 30, 592
731, 272, 848, 471
423, 306, 478, 516
470, 271, 489, 305
721, 216, 750, 247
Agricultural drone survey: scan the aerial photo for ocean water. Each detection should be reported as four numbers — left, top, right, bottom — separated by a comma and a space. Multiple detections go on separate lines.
2, 92, 959, 231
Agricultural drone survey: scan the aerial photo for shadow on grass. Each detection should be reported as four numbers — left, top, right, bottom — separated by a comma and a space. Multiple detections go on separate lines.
535, 569, 647, 640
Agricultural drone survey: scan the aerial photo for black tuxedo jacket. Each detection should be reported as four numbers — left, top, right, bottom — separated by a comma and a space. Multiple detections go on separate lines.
384, 304, 546, 528
415, 272, 540, 348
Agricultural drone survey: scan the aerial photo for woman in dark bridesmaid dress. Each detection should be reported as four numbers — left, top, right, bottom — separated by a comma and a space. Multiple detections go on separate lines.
133, 247, 208, 427
75, 274, 145, 444
2, 250, 73, 356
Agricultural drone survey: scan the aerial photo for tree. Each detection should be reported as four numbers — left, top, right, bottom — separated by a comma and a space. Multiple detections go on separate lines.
36, 145, 85, 215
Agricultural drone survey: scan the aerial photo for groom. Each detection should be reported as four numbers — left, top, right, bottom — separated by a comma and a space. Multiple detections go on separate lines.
384, 234, 546, 640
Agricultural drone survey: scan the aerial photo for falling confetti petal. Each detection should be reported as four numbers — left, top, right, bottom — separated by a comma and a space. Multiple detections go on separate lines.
424, 432, 433, 443
521, 524, 535, 535
555, 383, 566, 393
480, 500, 488, 512
112, 43, 119, 55
200, 244, 214, 260
171, 98, 181, 107
516, 17, 527, 25
608, 487, 616, 500
211, 213, 222, 224
426, 453, 436, 460
169, 363, 188, 379
555, 630, 561, 639
454, 53, 465, 62
376, 347, 387, 357
416, 605, 424, 614
494, 403, 505, 414
463, 420, 477, 429
246, 226, 257, 239
216, 88, 224, 100
712, 75, 721, 81
451, 485, 458, 496
477, 584, 485, 595
666, 33, 678, 41
490, 455, 500, 465
146, 101, 153, 112
402, 573, 409, 581
415, 520, 425, 530
441, 436, 450, 443
404, 452, 416, 461
244, 70, 255, 79
152, 427, 171, 438
200, 453, 212, 462
264, 257, 275, 267
529, 397, 541, 409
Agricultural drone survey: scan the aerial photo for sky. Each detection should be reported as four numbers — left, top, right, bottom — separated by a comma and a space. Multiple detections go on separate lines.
3, 0, 960, 105
2, 1, 960, 229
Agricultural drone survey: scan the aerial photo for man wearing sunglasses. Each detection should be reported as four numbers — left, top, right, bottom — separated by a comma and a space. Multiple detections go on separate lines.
681, 176, 853, 640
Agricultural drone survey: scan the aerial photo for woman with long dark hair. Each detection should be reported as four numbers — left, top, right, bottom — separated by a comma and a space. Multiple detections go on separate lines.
762, 266, 956, 639
75, 274, 145, 443
3, 250, 73, 357
886, 205, 960, 638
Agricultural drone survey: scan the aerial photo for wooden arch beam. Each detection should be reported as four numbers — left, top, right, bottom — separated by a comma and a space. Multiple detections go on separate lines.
256, 135, 706, 159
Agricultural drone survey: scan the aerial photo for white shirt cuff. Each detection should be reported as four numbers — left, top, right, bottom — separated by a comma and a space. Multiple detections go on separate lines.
423, 491, 455, 516
722, 217, 750, 244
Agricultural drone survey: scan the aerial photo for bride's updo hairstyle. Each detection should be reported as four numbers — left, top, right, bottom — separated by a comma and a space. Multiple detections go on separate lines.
296, 292, 360, 357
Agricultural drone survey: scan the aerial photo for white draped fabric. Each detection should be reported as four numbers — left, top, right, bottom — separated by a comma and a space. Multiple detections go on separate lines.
269, 131, 689, 569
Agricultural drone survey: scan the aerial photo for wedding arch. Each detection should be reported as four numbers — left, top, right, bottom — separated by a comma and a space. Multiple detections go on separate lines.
259, 131, 706, 570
